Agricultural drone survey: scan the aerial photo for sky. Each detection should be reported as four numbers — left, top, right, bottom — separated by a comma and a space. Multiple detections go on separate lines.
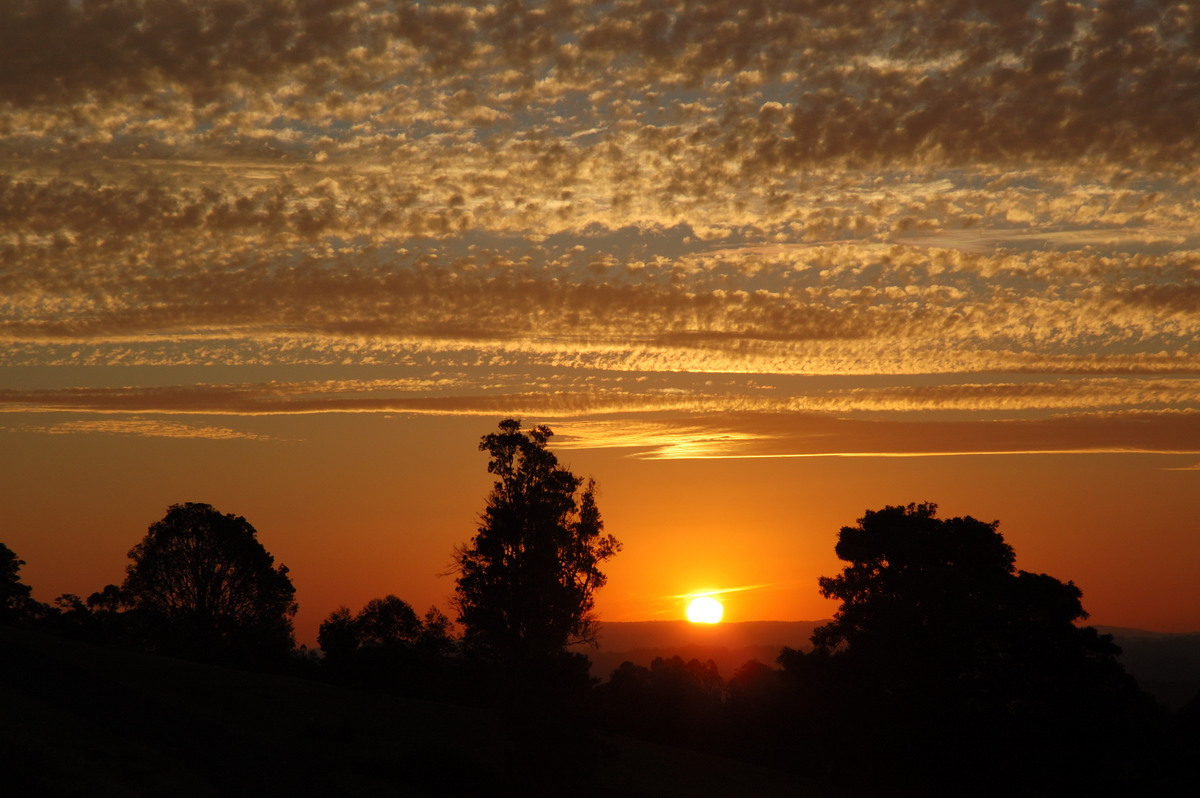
2, 0, 1199, 648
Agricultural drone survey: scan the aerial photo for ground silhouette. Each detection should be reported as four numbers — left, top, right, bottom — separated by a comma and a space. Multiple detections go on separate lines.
4, 476, 1198, 794
1, 623, 814, 797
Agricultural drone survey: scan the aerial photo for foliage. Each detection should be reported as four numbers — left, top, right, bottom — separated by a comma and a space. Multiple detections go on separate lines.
812, 503, 1115, 676
817, 502, 1068, 648
316, 606, 358, 662
36, 584, 137, 645
356, 595, 421, 647
317, 596, 460, 696
799, 502, 1159, 791
318, 596, 454, 661
600, 656, 725, 747
451, 419, 620, 664
122, 502, 297, 664
0, 542, 37, 624
418, 605, 456, 656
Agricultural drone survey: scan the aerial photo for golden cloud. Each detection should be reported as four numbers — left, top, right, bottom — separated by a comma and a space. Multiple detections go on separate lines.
3, 1, 1197, 441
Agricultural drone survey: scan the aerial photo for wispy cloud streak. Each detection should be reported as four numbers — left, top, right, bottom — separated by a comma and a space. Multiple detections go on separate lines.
17, 418, 271, 441
667, 584, 782, 600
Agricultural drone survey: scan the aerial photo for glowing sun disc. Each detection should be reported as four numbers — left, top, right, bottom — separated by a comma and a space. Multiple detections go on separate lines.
686, 596, 724, 624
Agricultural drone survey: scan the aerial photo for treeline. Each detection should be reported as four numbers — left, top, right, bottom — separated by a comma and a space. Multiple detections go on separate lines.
3, 421, 1200, 793
1, 502, 301, 669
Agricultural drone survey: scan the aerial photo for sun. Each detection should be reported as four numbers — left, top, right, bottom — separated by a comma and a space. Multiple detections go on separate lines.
686, 595, 724, 624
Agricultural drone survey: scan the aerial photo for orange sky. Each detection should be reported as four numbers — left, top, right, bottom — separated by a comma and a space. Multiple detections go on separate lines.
4, 411, 1198, 647
2, 2, 1199, 647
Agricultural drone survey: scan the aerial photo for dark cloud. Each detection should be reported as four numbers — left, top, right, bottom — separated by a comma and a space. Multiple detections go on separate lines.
784, 0, 1200, 167
0, 0, 369, 107
5, 1, 1196, 166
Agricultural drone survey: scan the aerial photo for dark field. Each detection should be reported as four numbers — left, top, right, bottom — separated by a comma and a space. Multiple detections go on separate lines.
1, 625, 814, 797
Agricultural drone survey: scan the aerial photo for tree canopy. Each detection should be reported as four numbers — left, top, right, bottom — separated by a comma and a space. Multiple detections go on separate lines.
812, 502, 1102, 668
794, 502, 1152, 791
0, 542, 35, 624
122, 502, 297, 664
316, 595, 459, 695
452, 419, 620, 664
318, 596, 454, 661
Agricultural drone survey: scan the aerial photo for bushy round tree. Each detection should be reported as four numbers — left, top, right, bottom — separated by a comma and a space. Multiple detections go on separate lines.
800, 502, 1154, 791
123, 503, 297, 664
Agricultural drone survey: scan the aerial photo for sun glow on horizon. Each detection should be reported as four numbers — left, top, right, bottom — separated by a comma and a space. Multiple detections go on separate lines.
686, 595, 724, 624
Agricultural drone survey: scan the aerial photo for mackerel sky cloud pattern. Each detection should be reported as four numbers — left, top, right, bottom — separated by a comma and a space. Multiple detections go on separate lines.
2, 0, 1197, 456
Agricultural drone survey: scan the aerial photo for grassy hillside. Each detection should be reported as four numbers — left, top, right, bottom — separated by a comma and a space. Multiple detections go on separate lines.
1, 626, 815, 797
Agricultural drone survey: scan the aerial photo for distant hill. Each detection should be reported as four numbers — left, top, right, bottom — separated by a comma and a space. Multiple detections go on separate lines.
589, 620, 824, 681
1096, 626, 1200, 710
590, 621, 1200, 711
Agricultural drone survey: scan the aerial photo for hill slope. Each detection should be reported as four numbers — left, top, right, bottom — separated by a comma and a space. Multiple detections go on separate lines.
1, 626, 813, 797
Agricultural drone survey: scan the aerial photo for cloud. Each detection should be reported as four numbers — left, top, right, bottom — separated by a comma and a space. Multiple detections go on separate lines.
4, 225, 1199, 379
2, 375, 1197, 419
0, 0, 373, 108
667, 583, 783, 600
17, 418, 271, 441
555, 410, 1200, 460
2, 1, 1197, 442
3, 368, 1198, 463
5, 2, 1196, 168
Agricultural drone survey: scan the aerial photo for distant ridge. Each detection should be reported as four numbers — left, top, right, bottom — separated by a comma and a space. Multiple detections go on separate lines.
595, 620, 825, 651
587, 621, 1200, 709
1097, 626, 1200, 710
1094, 625, 1200, 640
588, 620, 826, 680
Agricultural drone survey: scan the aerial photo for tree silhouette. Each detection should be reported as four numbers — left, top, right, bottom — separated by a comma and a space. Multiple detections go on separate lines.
0, 542, 36, 624
812, 503, 1118, 678
318, 597, 454, 660
600, 656, 725, 747
416, 605, 456, 657
317, 597, 462, 696
723, 659, 793, 762
316, 605, 359, 664
40, 584, 136, 645
799, 502, 1156, 791
122, 503, 297, 664
355, 595, 422, 648
451, 419, 620, 665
